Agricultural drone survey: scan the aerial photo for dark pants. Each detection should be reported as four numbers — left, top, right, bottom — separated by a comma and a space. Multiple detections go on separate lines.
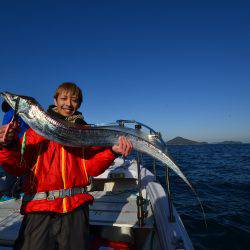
14, 205, 89, 250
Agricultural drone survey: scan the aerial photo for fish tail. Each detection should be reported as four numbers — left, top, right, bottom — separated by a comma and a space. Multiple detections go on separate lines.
190, 185, 208, 229
162, 153, 207, 229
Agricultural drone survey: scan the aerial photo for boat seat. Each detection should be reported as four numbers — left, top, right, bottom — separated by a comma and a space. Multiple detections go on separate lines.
89, 190, 154, 228
90, 178, 137, 192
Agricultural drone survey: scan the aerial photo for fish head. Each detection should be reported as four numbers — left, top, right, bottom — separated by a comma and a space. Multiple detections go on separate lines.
0, 91, 38, 115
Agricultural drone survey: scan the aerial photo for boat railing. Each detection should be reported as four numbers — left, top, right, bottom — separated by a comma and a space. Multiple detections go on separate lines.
117, 120, 175, 225
91, 119, 167, 150
92, 119, 175, 225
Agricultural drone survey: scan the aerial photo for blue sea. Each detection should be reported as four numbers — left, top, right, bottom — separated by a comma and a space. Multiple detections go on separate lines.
142, 144, 250, 250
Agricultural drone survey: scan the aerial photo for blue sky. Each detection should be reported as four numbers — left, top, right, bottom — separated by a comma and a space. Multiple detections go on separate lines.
0, 0, 249, 142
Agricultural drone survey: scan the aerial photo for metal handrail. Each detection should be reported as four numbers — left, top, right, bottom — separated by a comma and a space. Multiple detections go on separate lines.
116, 119, 167, 148
116, 119, 175, 223
94, 119, 175, 223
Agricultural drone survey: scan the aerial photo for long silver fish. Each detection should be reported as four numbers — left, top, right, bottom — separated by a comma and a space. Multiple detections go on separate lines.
0, 91, 192, 189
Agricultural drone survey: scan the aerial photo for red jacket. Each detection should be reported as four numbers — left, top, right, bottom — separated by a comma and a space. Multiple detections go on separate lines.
0, 128, 116, 214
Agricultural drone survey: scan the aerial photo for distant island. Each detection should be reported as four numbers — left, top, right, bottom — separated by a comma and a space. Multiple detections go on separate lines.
166, 136, 243, 145
167, 137, 208, 145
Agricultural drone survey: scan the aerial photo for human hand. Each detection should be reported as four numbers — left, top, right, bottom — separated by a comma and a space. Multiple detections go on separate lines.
0, 121, 19, 146
112, 136, 133, 157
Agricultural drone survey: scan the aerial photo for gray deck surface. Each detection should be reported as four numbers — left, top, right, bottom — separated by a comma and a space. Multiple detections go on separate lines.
0, 199, 22, 247
89, 190, 153, 228
0, 190, 153, 247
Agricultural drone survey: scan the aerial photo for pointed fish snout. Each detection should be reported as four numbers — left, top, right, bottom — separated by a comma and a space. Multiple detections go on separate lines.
0, 92, 9, 97
0, 92, 8, 100
0, 92, 16, 100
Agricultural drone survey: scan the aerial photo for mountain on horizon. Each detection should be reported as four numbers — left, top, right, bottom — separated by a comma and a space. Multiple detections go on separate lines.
166, 137, 245, 145
167, 136, 208, 145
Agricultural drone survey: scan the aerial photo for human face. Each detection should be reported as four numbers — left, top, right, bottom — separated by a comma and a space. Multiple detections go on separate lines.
54, 91, 79, 117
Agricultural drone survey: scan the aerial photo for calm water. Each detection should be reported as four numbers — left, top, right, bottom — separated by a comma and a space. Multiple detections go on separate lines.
142, 144, 250, 250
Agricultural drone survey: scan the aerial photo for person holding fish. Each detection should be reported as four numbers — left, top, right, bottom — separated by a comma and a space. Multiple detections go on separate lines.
0, 82, 133, 250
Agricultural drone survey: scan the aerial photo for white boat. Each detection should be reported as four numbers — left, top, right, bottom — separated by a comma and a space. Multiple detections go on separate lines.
0, 121, 193, 250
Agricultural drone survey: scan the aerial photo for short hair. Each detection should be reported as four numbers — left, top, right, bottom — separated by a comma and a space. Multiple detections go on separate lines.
54, 82, 83, 107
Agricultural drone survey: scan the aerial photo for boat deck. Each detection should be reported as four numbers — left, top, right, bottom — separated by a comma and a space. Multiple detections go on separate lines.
0, 199, 22, 247
0, 190, 153, 247
89, 190, 153, 228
